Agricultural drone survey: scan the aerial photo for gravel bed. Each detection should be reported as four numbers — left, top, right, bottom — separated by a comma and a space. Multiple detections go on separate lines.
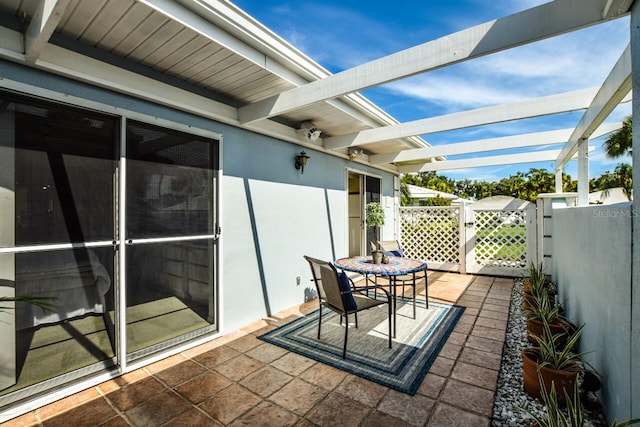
491, 279, 608, 427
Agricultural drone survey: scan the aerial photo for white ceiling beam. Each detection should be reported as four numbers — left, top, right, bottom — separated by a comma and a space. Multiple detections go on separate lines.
324, 87, 598, 150
24, 0, 70, 63
238, 0, 613, 124
400, 147, 594, 173
555, 44, 632, 169
370, 121, 622, 164
603, 0, 635, 18
371, 129, 573, 164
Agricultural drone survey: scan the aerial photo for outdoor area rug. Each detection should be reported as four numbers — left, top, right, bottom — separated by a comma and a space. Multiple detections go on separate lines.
258, 298, 464, 395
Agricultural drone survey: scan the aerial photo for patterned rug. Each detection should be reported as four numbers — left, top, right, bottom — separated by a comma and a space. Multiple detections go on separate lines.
258, 298, 464, 394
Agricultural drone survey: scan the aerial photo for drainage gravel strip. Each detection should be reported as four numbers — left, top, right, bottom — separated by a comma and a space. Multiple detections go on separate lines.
490, 278, 608, 427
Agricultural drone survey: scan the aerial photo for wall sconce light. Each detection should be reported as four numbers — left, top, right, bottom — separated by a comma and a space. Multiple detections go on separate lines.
295, 151, 310, 174
348, 148, 362, 161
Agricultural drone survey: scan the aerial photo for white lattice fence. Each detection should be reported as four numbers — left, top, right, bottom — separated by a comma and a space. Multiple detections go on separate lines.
473, 209, 529, 268
400, 207, 460, 268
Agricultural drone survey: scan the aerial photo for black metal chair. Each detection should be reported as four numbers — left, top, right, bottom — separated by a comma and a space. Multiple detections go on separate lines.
304, 256, 392, 359
377, 240, 429, 312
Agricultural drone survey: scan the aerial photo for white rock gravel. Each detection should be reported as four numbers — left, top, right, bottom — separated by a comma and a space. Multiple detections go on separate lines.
490, 279, 608, 427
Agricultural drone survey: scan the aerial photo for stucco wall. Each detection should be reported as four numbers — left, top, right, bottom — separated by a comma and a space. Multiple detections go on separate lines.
0, 60, 398, 334
552, 203, 633, 423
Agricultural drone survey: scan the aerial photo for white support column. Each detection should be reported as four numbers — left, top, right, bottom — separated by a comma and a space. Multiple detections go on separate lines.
630, 0, 640, 421
555, 168, 564, 193
577, 138, 589, 206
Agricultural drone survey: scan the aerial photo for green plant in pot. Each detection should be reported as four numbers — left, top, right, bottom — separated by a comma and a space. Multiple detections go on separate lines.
524, 291, 571, 347
523, 263, 556, 312
365, 202, 385, 264
522, 318, 585, 403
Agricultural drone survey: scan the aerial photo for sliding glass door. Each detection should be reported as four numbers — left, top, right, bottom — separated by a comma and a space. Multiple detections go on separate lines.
0, 91, 220, 405
347, 171, 381, 256
0, 92, 117, 397
124, 121, 218, 361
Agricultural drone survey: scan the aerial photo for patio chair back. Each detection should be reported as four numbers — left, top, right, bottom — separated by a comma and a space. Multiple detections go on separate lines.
304, 256, 348, 312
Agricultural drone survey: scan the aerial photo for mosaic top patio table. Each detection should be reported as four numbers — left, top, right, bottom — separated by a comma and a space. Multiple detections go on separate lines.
334, 255, 428, 337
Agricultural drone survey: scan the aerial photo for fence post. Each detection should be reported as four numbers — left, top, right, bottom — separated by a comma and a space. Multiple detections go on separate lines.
458, 202, 467, 274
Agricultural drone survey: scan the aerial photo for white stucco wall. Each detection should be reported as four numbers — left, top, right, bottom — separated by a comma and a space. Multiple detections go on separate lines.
552, 203, 633, 423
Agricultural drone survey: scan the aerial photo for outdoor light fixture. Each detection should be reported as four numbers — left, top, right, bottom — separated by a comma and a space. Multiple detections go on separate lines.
348, 148, 362, 161
296, 121, 322, 142
295, 151, 310, 174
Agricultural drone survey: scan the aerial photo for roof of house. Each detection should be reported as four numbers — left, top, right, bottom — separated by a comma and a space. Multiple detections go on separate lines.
0, 0, 632, 175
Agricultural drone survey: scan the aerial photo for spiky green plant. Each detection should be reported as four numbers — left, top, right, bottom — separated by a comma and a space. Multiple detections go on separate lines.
527, 370, 584, 427
533, 318, 585, 372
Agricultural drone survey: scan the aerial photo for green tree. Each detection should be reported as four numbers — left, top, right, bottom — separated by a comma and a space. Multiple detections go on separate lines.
603, 116, 632, 158
590, 163, 632, 200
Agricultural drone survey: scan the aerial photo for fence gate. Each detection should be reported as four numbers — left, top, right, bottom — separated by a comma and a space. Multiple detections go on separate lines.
400, 196, 537, 277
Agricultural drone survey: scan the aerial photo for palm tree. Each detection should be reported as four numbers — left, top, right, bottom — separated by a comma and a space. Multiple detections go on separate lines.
604, 116, 632, 158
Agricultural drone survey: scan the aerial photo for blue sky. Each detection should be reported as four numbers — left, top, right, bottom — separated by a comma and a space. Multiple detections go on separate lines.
232, 0, 632, 182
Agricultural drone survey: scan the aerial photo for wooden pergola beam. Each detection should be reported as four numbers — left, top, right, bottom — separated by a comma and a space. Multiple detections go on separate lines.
238, 0, 614, 124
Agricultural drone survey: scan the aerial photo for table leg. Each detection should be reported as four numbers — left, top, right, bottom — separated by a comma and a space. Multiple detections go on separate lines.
392, 276, 397, 338
412, 272, 416, 319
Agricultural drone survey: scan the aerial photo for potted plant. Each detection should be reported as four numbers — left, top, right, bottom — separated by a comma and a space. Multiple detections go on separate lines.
524, 291, 571, 346
523, 263, 556, 312
526, 370, 584, 427
522, 318, 585, 403
365, 202, 385, 264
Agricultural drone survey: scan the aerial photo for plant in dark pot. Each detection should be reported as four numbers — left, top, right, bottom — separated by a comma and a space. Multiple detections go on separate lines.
365, 202, 385, 264
522, 318, 586, 403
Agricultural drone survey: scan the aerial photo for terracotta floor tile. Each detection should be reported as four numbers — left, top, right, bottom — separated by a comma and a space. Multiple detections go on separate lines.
162, 407, 222, 426
456, 299, 483, 309
41, 398, 116, 427
199, 384, 262, 425
225, 333, 263, 353
150, 359, 207, 388
438, 342, 463, 360
174, 371, 233, 404
304, 392, 370, 426
458, 294, 484, 303
181, 338, 224, 359
458, 346, 502, 371
416, 373, 447, 399
270, 352, 316, 376
228, 401, 299, 427
36, 388, 102, 420
440, 379, 495, 417
362, 410, 414, 426
298, 362, 349, 390
427, 402, 491, 427
377, 389, 435, 427
452, 321, 473, 335
334, 376, 388, 408
457, 314, 477, 326
213, 353, 264, 382
245, 342, 288, 363
124, 390, 191, 427
484, 297, 511, 307
239, 366, 293, 397
269, 378, 328, 416
474, 316, 508, 330
429, 356, 455, 378
471, 325, 506, 341
482, 302, 510, 313
192, 345, 240, 368
477, 309, 509, 321
450, 361, 499, 391
96, 416, 129, 427
446, 331, 468, 346
487, 292, 512, 301
465, 335, 504, 355
105, 376, 167, 411
0, 411, 39, 427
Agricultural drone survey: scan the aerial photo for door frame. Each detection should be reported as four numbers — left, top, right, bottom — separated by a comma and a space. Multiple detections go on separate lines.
345, 168, 382, 257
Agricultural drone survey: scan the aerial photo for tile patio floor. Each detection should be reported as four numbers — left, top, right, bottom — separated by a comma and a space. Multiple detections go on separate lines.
2, 272, 513, 427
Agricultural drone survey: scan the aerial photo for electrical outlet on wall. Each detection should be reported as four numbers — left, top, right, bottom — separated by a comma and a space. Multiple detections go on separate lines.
296, 276, 301, 286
